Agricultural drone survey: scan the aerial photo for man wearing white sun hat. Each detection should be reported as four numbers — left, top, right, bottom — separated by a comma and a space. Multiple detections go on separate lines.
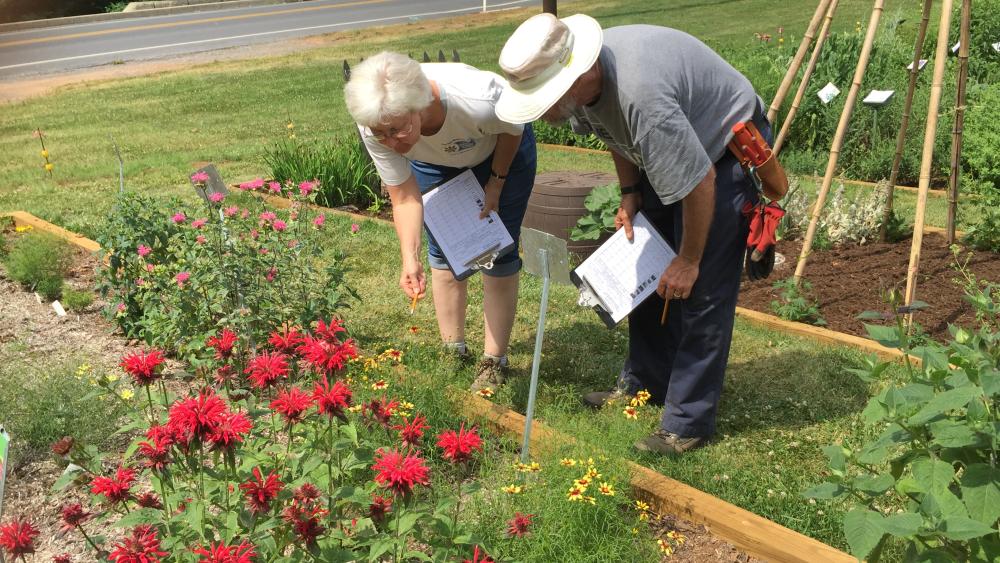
497, 13, 771, 455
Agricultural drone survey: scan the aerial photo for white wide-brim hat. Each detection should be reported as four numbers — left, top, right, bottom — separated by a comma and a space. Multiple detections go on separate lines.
495, 13, 603, 124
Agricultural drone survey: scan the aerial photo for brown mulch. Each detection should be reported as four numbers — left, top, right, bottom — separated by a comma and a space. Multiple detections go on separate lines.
649, 513, 763, 563
738, 233, 1000, 341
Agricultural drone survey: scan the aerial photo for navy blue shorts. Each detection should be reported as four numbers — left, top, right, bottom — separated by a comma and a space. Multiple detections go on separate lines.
410, 125, 537, 278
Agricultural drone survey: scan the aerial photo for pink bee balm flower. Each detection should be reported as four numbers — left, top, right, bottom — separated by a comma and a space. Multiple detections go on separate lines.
272, 220, 287, 232
191, 218, 207, 229
209, 192, 225, 203
146, 263, 155, 273
241, 209, 250, 219
191, 171, 209, 183
266, 267, 277, 282
196, 235, 207, 245
238, 178, 265, 191
117, 303, 127, 313
224, 206, 239, 217
350, 223, 360, 234
298, 181, 318, 196
136, 278, 146, 286
137, 244, 151, 257
268, 181, 282, 193
313, 214, 325, 228
171, 212, 187, 224
176, 272, 190, 287
259, 211, 277, 222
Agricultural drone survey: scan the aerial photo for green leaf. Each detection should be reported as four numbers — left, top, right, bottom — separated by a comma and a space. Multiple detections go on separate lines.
961, 464, 1000, 525
912, 458, 955, 493
822, 445, 847, 473
881, 513, 922, 537
397, 512, 422, 536
368, 538, 394, 561
51, 465, 84, 492
857, 310, 888, 320
981, 370, 1000, 397
923, 489, 969, 520
803, 482, 847, 500
843, 508, 885, 560
114, 508, 161, 528
939, 516, 997, 541
864, 323, 903, 348
929, 419, 980, 448
403, 551, 433, 562
907, 386, 983, 426
853, 474, 895, 496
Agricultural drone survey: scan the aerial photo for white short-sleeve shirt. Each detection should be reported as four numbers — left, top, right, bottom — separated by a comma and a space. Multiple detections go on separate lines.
359, 63, 525, 187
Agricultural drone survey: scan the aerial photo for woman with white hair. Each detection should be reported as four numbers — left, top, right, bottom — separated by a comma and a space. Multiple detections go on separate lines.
344, 51, 536, 392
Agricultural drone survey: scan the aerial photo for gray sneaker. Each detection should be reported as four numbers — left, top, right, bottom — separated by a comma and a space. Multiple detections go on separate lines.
582, 388, 633, 409
470, 357, 506, 393
634, 429, 708, 455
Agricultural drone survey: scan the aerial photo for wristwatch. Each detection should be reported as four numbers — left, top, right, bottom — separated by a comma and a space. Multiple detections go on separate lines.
490, 169, 508, 181
619, 183, 638, 195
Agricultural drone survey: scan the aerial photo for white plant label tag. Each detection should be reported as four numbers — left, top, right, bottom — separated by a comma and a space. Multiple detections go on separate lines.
52, 300, 67, 317
817, 82, 841, 104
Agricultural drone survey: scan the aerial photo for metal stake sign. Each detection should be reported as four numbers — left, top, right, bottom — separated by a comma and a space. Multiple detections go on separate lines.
519, 228, 571, 463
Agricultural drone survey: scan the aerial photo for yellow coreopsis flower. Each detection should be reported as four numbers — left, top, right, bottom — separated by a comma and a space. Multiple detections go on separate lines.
566, 486, 585, 501
666, 530, 686, 545
635, 390, 651, 405
623, 406, 638, 419
477, 388, 494, 398
598, 482, 615, 496
573, 477, 591, 490
105, 373, 120, 383
502, 485, 523, 494
658, 539, 673, 555
371, 380, 388, 391
40, 149, 49, 158
119, 389, 135, 400
635, 500, 650, 512
586, 466, 601, 480
559, 458, 577, 467
347, 405, 363, 413
14, 225, 32, 233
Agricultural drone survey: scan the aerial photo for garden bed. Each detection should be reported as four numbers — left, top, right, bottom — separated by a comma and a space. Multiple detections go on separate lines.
738, 233, 1000, 341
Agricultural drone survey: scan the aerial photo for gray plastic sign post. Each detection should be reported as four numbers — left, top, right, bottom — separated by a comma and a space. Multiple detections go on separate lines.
519, 229, 571, 464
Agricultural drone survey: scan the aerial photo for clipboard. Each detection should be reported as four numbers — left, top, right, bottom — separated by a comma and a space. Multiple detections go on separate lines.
422, 169, 516, 281
570, 211, 676, 329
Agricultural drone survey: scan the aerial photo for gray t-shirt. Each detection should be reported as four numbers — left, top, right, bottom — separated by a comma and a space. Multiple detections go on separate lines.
570, 25, 760, 204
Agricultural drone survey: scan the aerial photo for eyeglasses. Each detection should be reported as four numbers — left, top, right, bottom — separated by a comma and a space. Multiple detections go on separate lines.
365, 114, 415, 143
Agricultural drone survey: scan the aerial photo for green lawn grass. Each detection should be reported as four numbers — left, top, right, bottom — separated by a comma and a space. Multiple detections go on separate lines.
0, 0, 938, 238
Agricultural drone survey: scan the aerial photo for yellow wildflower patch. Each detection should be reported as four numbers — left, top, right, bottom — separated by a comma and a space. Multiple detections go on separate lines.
476, 388, 494, 398
559, 458, 577, 467
501, 485, 523, 494
598, 482, 615, 496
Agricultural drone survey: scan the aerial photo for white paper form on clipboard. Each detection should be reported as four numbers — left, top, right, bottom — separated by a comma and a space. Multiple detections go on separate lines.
421, 169, 516, 281
571, 212, 676, 328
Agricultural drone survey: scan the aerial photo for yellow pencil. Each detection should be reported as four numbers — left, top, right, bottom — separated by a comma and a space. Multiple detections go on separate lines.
409, 294, 419, 315
660, 297, 670, 326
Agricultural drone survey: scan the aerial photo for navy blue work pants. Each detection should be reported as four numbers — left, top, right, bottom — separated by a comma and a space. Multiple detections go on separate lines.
617, 120, 771, 439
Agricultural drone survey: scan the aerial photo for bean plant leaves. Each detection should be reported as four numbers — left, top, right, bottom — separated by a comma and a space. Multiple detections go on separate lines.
803, 482, 847, 500
928, 420, 980, 448
939, 516, 996, 541
960, 464, 1000, 525
907, 386, 983, 426
912, 458, 956, 493
864, 323, 903, 348
843, 508, 886, 560
881, 513, 923, 537
853, 473, 895, 496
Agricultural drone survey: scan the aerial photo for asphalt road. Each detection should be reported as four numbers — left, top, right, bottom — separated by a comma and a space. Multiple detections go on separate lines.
0, 0, 535, 79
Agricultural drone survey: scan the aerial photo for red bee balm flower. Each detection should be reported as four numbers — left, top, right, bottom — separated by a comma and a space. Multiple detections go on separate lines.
436, 424, 483, 464
193, 541, 256, 563
270, 387, 313, 425
167, 390, 228, 445
138, 425, 174, 471
206, 329, 238, 361
268, 326, 303, 353
239, 467, 283, 514
136, 492, 163, 509
372, 448, 430, 496
91, 466, 137, 504
297, 336, 357, 374
393, 415, 429, 447
369, 494, 392, 523
506, 512, 534, 537
462, 546, 495, 563
208, 410, 252, 450
119, 349, 166, 386
244, 351, 289, 389
108, 525, 167, 563
312, 376, 351, 422
59, 504, 91, 532
54, 554, 72, 563
0, 518, 39, 559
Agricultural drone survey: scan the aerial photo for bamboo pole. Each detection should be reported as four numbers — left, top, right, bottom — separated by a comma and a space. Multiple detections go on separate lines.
905, 0, 956, 306
947, 0, 972, 244
793, 0, 885, 286
767, 0, 834, 123
773, 0, 840, 155
879, 0, 934, 241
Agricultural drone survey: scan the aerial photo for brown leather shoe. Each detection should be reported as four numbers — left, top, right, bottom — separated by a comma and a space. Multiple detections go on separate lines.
470, 357, 506, 393
634, 430, 708, 455
582, 389, 633, 409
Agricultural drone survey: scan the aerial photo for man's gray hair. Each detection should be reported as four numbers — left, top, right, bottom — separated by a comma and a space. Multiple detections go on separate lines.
343, 51, 433, 128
